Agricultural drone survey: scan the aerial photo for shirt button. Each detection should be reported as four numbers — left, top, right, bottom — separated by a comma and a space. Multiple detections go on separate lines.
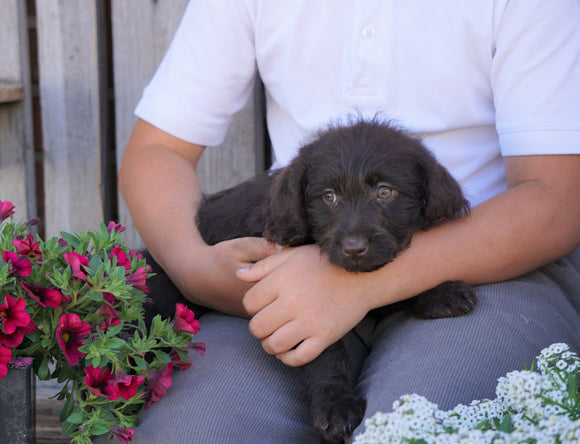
361, 25, 376, 39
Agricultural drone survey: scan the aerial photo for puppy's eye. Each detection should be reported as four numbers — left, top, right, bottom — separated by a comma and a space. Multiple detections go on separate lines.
377, 185, 394, 200
322, 190, 337, 203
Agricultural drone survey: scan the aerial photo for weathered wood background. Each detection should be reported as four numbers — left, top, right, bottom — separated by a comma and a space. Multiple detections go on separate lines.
0, 0, 266, 248
1, 2, 265, 442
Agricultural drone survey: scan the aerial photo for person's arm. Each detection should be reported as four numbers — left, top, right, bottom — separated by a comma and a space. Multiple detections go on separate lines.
119, 119, 279, 317
239, 154, 580, 366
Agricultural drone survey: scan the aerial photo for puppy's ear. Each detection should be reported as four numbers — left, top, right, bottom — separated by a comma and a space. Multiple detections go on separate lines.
422, 158, 470, 229
263, 152, 311, 246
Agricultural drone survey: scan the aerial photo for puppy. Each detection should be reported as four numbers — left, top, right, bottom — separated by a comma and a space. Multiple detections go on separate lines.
143, 119, 476, 443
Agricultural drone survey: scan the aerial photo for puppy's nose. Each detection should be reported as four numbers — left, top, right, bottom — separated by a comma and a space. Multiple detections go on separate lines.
342, 238, 368, 258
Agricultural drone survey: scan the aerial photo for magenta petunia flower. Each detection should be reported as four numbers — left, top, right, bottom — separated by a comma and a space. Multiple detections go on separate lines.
110, 426, 135, 444
19, 281, 63, 308
0, 200, 15, 221
110, 248, 131, 271
169, 348, 192, 371
12, 235, 42, 258
191, 342, 206, 356
56, 313, 90, 366
63, 252, 90, 281
2, 251, 32, 277
84, 365, 120, 400
97, 293, 121, 332
0, 295, 32, 335
144, 362, 174, 409
106, 221, 126, 234
0, 318, 35, 348
0, 344, 12, 378
173, 303, 200, 334
115, 372, 146, 400
125, 267, 149, 292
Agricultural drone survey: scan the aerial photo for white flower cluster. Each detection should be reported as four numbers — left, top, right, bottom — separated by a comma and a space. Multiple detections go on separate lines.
354, 343, 580, 444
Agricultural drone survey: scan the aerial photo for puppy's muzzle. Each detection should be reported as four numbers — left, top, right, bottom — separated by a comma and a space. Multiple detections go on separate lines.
341, 237, 369, 259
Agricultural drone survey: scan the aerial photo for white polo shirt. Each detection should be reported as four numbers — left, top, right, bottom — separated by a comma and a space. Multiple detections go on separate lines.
135, 0, 580, 206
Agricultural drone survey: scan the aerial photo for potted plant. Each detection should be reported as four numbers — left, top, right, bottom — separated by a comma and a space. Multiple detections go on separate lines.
0, 200, 204, 443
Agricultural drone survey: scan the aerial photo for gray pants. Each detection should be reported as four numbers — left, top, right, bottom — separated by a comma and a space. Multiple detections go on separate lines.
105, 248, 580, 443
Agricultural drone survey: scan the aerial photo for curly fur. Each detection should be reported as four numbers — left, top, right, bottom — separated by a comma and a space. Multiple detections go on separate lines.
144, 119, 477, 443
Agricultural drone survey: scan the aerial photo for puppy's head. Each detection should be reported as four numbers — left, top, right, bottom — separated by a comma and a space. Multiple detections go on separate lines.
264, 120, 469, 272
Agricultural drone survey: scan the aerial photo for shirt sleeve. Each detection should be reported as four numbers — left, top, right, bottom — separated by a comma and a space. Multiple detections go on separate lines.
134, 0, 257, 147
491, 0, 580, 156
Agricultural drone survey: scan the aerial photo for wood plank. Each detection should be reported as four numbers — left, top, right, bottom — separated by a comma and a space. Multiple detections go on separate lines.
0, 81, 24, 103
0, 0, 36, 221
111, 0, 265, 249
35, 0, 106, 238
36, 398, 69, 444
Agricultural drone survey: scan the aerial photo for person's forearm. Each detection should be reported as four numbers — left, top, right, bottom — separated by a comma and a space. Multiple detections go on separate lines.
120, 143, 203, 261
366, 168, 580, 309
119, 120, 248, 316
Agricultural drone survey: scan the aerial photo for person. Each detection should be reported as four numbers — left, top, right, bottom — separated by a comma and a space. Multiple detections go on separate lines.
110, 1, 580, 442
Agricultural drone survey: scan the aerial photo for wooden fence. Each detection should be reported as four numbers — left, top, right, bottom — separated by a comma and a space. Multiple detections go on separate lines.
0, 0, 266, 249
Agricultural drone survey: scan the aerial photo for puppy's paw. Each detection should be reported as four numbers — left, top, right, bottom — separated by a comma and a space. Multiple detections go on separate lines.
408, 280, 476, 319
311, 391, 366, 444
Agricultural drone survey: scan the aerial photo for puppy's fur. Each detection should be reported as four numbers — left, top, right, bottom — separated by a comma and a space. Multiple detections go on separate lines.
143, 119, 476, 443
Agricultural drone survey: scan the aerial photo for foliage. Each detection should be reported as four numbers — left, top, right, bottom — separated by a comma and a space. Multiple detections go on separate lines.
0, 200, 204, 443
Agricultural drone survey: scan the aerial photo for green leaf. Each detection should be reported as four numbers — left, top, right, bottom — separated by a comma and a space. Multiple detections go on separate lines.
493, 414, 514, 433
153, 350, 172, 364
86, 289, 104, 302
62, 420, 78, 437
65, 409, 85, 425
59, 394, 76, 422
36, 357, 51, 380
105, 338, 126, 350
133, 355, 148, 371
106, 322, 124, 337
60, 231, 81, 249
90, 425, 110, 436
91, 356, 102, 368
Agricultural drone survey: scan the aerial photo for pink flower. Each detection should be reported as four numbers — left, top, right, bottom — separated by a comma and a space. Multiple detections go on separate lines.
0, 318, 35, 348
63, 252, 90, 281
115, 372, 146, 400
0, 345, 12, 378
2, 251, 32, 277
0, 200, 15, 221
125, 267, 149, 292
84, 365, 120, 400
106, 221, 126, 234
110, 426, 135, 444
97, 293, 121, 332
191, 342, 206, 356
144, 362, 174, 408
12, 235, 42, 258
56, 313, 90, 366
0, 295, 32, 335
169, 349, 192, 371
110, 248, 131, 271
19, 281, 63, 308
173, 303, 200, 334
8, 356, 33, 368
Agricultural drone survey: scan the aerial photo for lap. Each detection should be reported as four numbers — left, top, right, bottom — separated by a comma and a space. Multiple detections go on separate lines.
97, 249, 579, 443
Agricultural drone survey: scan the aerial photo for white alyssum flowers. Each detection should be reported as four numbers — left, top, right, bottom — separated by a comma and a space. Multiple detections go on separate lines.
354, 343, 580, 444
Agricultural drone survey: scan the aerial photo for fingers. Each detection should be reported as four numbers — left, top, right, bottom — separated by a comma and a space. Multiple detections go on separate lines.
236, 237, 281, 263
236, 246, 293, 283
276, 337, 325, 367
252, 314, 326, 367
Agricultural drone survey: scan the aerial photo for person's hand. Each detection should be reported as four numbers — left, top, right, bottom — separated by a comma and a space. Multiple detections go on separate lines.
169, 237, 282, 317
238, 245, 375, 366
